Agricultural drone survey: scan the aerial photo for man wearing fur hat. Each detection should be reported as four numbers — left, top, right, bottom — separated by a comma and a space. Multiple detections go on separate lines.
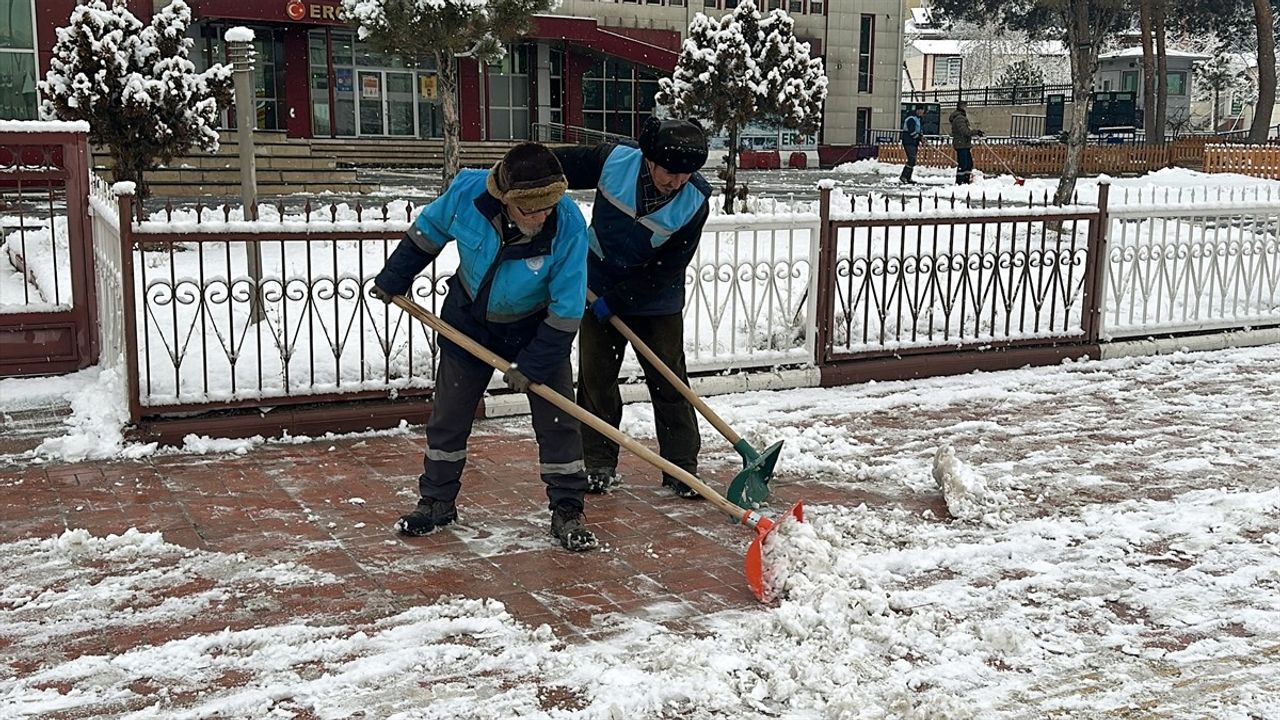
370, 142, 596, 551
553, 117, 712, 499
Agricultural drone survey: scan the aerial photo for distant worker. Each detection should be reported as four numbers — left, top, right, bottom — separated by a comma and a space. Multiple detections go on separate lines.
900, 104, 927, 184
949, 100, 984, 184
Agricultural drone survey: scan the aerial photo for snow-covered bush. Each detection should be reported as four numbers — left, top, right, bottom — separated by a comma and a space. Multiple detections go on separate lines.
39, 0, 231, 199
657, 0, 828, 214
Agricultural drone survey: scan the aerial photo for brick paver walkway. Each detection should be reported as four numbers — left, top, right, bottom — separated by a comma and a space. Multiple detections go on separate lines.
1, 423, 911, 646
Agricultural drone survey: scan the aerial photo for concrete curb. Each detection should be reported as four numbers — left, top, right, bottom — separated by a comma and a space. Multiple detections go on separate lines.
1099, 327, 1280, 360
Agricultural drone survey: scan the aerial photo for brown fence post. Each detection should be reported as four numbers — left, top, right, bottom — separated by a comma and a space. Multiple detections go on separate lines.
117, 190, 143, 426
63, 131, 99, 367
813, 183, 835, 367
1081, 182, 1111, 344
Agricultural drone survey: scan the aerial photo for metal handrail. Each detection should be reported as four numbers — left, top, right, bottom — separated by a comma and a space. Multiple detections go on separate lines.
531, 122, 631, 146
906, 83, 1074, 107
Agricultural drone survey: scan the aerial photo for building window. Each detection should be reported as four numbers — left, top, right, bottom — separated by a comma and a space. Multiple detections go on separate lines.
0, 0, 38, 120
809, 0, 824, 13
1230, 91, 1245, 115
488, 44, 531, 140
937, 56, 962, 88
1121, 71, 1138, 93
857, 14, 874, 93
194, 24, 287, 131
856, 107, 871, 145
704, 0, 718, 7
582, 58, 658, 138
309, 30, 441, 139
1165, 71, 1187, 96
549, 48, 564, 126
789, 0, 803, 13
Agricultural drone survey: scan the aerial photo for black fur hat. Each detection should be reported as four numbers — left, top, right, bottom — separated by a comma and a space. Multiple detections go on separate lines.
486, 142, 568, 211
638, 117, 709, 174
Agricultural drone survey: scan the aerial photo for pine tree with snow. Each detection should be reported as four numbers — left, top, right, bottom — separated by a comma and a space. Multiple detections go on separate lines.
656, 0, 827, 214
39, 0, 231, 199
341, 0, 557, 191
995, 59, 1045, 103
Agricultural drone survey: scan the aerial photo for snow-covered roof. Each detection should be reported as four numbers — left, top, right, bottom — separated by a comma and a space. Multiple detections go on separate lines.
911, 39, 1066, 57
1100, 47, 1211, 60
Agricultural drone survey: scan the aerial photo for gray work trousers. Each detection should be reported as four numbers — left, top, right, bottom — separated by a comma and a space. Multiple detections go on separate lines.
418, 350, 587, 511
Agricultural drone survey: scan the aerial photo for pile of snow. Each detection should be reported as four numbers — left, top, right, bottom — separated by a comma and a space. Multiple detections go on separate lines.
932, 444, 1007, 523
34, 367, 157, 462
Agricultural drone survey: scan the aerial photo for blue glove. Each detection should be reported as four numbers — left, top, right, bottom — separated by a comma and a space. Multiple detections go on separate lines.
590, 296, 613, 323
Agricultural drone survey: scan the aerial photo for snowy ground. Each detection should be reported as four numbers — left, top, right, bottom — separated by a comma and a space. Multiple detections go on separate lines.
3, 344, 1278, 718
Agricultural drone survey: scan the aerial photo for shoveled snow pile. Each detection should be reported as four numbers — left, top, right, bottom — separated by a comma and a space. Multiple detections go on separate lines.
932, 444, 1007, 523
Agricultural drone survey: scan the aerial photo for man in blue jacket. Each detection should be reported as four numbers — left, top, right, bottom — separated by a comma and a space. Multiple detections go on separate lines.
900, 104, 926, 184
553, 117, 712, 499
370, 143, 596, 551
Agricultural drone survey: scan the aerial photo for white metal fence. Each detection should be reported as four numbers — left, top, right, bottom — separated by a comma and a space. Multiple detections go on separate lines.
1102, 188, 1280, 339
90, 183, 1279, 411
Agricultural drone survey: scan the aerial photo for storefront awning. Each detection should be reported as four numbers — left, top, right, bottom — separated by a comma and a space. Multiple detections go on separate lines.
529, 16, 679, 72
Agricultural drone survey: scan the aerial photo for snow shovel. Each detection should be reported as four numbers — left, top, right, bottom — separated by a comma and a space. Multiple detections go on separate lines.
587, 290, 782, 510
389, 293, 804, 602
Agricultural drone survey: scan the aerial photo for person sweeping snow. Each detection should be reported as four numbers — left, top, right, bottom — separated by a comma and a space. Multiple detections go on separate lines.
369, 142, 597, 552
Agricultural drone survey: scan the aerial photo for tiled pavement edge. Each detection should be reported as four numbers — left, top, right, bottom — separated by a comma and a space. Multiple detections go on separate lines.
1, 424, 928, 646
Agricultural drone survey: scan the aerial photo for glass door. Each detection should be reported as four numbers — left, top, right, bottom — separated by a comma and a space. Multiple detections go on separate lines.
386, 71, 416, 136
358, 70, 384, 135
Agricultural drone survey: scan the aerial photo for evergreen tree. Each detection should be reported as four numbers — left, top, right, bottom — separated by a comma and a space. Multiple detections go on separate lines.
1168, 0, 1276, 142
1195, 55, 1256, 130
996, 59, 1045, 102
39, 0, 231, 199
656, 0, 827, 214
341, 0, 556, 191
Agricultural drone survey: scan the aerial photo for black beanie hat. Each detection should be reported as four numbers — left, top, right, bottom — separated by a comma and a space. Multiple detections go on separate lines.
638, 117, 709, 174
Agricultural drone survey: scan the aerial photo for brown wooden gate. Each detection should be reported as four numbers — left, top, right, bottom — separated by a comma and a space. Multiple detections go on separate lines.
0, 127, 98, 376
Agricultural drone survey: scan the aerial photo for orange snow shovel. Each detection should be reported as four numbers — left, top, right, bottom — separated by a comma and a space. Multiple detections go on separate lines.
586, 290, 782, 510
390, 294, 804, 602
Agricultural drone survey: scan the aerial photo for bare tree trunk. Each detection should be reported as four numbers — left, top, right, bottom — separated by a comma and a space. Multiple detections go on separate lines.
112, 148, 150, 202
1249, 0, 1277, 142
1139, 0, 1158, 143
1213, 87, 1221, 131
436, 50, 462, 192
1153, 0, 1168, 142
1054, 0, 1096, 207
721, 123, 740, 215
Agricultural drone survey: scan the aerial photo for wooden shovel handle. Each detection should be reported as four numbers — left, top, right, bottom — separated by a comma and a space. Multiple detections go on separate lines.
391, 295, 749, 524
587, 290, 742, 444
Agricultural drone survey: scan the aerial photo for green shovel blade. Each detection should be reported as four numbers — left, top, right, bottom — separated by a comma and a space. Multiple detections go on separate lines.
727, 439, 783, 509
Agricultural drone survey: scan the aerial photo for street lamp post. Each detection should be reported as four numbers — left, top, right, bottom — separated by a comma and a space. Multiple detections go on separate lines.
226, 27, 264, 322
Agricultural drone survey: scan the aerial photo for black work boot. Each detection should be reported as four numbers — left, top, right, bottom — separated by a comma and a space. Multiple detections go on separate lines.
395, 498, 457, 536
550, 501, 598, 552
585, 468, 621, 494
662, 475, 703, 500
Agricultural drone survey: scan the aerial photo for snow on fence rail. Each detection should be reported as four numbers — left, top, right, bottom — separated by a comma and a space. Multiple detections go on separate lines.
112, 197, 820, 410
91, 182, 1280, 420
816, 190, 1100, 360
1103, 196, 1280, 338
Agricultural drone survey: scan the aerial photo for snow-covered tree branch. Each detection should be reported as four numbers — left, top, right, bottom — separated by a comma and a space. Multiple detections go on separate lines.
39, 0, 231, 200
656, 0, 827, 214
